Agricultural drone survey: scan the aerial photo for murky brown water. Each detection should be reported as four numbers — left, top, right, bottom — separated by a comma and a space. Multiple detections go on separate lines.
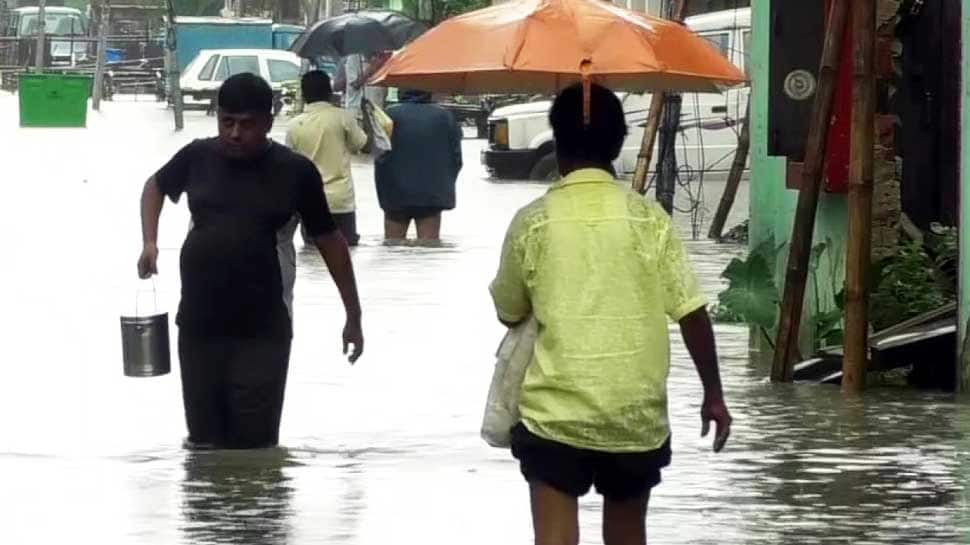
1, 95, 968, 544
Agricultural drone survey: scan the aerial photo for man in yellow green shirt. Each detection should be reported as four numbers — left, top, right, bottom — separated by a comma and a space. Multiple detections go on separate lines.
286, 71, 368, 246
490, 84, 732, 545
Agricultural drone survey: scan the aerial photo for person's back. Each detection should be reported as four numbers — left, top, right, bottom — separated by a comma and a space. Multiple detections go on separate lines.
376, 90, 462, 241
287, 71, 367, 245
490, 83, 732, 545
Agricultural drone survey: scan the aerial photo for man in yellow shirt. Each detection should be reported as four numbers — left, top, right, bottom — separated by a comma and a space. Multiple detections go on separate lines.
287, 71, 368, 246
490, 84, 732, 545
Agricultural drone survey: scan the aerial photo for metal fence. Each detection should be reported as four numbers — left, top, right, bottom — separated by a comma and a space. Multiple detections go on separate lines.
0, 33, 166, 99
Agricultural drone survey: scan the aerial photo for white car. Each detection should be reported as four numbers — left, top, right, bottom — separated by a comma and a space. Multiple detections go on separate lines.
483, 7, 751, 181
180, 48, 304, 108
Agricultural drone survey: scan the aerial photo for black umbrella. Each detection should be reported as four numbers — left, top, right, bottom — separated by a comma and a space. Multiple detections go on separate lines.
291, 10, 428, 59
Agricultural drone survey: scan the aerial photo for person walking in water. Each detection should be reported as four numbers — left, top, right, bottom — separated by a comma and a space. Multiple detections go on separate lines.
137, 73, 364, 450
375, 89, 463, 242
489, 83, 732, 545
287, 71, 368, 246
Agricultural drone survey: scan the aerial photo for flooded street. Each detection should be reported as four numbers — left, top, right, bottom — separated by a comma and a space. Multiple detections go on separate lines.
1, 94, 969, 544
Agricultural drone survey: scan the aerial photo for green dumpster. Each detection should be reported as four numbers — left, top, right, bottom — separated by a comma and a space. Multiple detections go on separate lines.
18, 73, 93, 128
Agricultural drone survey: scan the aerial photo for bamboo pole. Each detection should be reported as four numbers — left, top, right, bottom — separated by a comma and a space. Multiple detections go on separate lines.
771, 0, 850, 382
708, 96, 751, 240
165, 0, 184, 131
92, 2, 109, 111
843, 0, 876, 393
34, 0, 46, 70
630, 0, 688, 197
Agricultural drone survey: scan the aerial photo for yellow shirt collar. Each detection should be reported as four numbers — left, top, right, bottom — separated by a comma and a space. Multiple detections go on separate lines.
552, 168, 615, 189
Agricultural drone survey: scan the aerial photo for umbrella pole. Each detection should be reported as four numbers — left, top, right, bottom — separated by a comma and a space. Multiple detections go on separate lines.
771, 0, 850, 382
630, 0, 689, 202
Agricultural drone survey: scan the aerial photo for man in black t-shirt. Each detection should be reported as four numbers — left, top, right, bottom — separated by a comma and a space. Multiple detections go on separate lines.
137, 73, 364, 449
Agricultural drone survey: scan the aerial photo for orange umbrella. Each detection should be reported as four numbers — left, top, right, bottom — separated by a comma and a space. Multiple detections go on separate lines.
370, 0, 747, 95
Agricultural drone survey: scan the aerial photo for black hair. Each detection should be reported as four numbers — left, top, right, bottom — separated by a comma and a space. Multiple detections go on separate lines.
549, 83, 627, 166
399, 88, 432, 103
301, 70, 333, 104
217, 72, 274, 114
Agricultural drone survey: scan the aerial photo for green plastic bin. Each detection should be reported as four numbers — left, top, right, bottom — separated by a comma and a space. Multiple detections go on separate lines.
18, 73, 93, 128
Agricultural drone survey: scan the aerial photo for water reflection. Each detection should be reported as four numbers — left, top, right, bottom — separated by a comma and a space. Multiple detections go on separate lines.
181, 448, 296, 545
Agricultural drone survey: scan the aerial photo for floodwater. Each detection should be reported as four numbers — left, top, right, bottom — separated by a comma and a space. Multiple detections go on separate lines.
1, 94, 969, 545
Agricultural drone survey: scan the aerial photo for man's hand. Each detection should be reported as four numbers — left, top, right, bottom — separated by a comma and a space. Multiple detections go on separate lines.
701, 397, 732, 453
343, 317, 364, 364
137, 243, 159, 279
314, 231, 364, 364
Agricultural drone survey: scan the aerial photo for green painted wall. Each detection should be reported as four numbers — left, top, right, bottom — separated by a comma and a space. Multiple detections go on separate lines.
749, 0, 848, 350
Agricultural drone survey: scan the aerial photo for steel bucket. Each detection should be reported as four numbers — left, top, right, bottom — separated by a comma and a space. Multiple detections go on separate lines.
121, 284, 171, 377
121, 313, 171, 377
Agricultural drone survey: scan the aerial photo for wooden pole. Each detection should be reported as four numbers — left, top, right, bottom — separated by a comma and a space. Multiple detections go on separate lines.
842, 0, 876, 392
630, 0, 688, 197
34, 0, 46, 70
92, 2, 109, 111
631, 96, 664, 195
708, 96, 751, 240
771, 0, 850, 382
165, 0, 184, 131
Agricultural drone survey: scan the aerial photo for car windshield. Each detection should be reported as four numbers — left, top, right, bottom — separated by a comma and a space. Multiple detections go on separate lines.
20, 13, 88, 36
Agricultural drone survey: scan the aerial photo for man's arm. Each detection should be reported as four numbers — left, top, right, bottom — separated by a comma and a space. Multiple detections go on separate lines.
354, 53, 389, 89
345, 112, 368, 153
679, 307, 732, 452
314, 231, 364, 363
657, 214, 732, 452
138, 176, 164, 279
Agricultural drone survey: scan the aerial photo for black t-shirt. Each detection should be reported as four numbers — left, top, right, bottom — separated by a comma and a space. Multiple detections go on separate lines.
154, 138, 336, 338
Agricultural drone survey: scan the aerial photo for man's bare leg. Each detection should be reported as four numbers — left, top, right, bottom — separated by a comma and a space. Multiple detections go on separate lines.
529, 482, 580, 545
603, 492, 650, 545
415, 213, 442, 242
384, 215, 410, 241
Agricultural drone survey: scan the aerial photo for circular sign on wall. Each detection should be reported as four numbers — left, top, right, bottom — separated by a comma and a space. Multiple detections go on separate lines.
783, 69, 817, 101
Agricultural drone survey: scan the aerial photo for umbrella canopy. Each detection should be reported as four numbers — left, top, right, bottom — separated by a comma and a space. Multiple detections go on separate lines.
370, 0, 747, 94
291, 10, 428, 59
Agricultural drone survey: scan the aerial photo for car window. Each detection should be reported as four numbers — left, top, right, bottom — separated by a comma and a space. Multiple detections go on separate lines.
268, 59, 301, 83
700, 32, 731, 59
198, 54, 220, 81
214, 55, 260, 82
19, 13, 87, 36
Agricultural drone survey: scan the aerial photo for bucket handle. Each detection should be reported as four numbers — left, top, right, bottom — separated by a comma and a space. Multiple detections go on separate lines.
134, 277, 159, 317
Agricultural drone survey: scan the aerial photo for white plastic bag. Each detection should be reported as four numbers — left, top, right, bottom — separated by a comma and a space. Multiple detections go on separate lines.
362, 98, 393, 156
481, 317, 537, 448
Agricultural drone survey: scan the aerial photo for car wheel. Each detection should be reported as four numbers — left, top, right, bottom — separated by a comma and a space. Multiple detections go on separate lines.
529, 152, 560, 181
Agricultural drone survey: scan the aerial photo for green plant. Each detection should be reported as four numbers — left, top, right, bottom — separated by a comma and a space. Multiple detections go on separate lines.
868, 240, 955, 330
715, 239, 782, 347
715, 237, 843, 351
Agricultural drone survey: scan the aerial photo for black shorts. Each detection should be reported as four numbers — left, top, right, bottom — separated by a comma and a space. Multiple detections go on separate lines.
178, 334, 292, 449
510, 423, 671, 500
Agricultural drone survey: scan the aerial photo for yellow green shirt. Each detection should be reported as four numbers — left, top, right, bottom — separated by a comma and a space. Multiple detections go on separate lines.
490, 168, 706, 453
286, 102, 368, 214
